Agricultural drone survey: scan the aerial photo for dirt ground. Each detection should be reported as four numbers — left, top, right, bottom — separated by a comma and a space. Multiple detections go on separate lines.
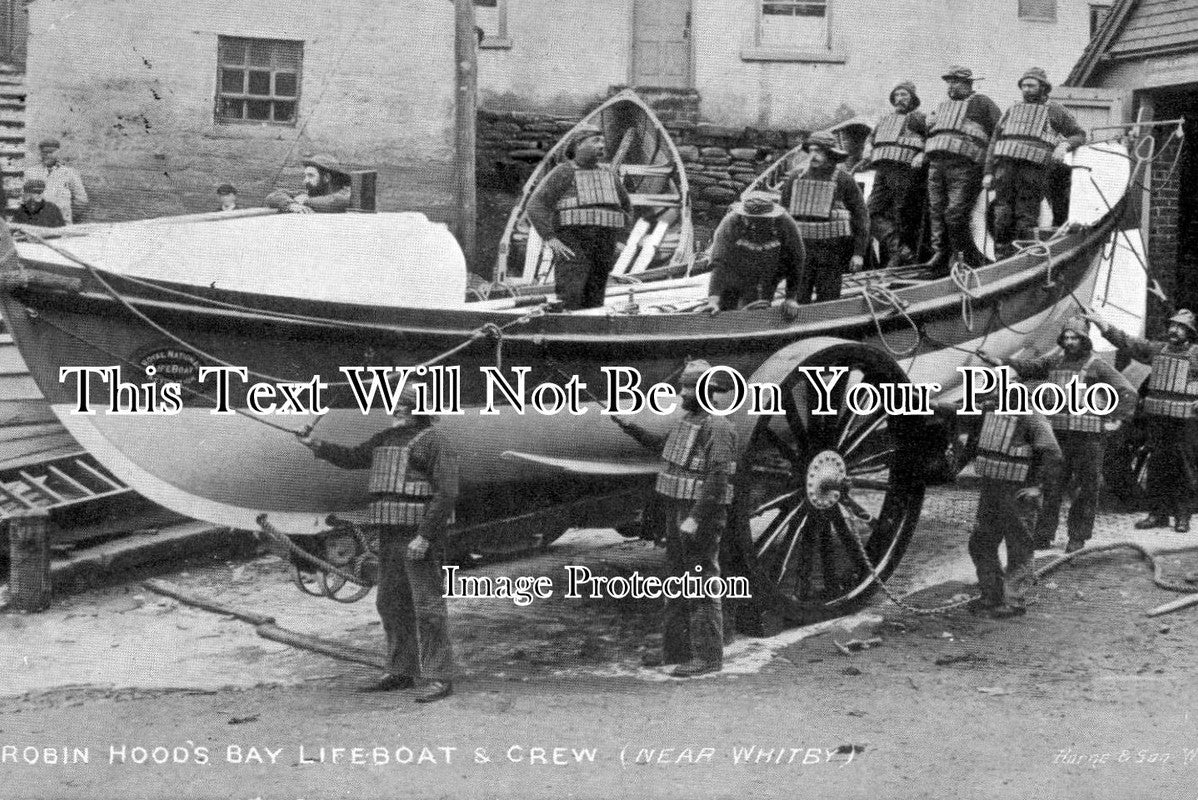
3, 488, 1198, 800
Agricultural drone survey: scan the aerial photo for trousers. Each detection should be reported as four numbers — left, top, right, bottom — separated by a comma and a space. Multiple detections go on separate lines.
555, 225, 621, 310
797, 237, 852, 302
376, 527, 455, 680
868, 163, 918, 264
1036, 430, 1103, 545
1146, 417, 1198, 518
992, 159, 1049, 247
970, 481, 1037, 607
927, 156, 983, 260
663, 509, 725, 667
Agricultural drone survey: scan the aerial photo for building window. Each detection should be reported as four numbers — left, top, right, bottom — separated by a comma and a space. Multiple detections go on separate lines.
1089, 3, 1112, 36
758, 0, 830, 49
1018, 0, 1057, 21
475, 0, 511, 49
215, 36, 302, 125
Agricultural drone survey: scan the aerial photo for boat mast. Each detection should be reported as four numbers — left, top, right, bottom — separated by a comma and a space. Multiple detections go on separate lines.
454, 0, 478, 268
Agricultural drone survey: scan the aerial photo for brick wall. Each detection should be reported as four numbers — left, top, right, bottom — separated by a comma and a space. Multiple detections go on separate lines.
1146, 116, 1186, 334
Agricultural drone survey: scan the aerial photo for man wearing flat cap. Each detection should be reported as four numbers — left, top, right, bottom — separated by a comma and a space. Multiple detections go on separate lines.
265, 153, 352, 214
920, 66, 1001, 275
780, 131, 868, 302
859, 82, 928, 269
298, 381, 459, 702
984, 68, 1086, 258
613, 361, 738, 677
703, 191, 805, 320
25, 137, 88, 225
10, 178, 65, 228
526, 125, 632, 310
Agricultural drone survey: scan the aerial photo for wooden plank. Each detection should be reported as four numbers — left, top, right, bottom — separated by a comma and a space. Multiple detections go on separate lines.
74, 459, 125, 492
611, 218, 650, 276
522, 223, 544, 278
619, 164, 675, 178
630, 220, 669, 274
629, 193, 682, 208
0, 479, 36, 509
45, 464, 93, 496
18, 470, 66, 504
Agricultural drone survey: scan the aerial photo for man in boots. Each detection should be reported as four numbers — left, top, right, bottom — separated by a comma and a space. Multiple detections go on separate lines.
859, 81, 928, 268
526, 125, 632, 310
613, 360, 738, 677
299, 382, 458, 702
1088, 308, 1198, 533
984, 68, 1086, 259
920, 66, 1001, 276
981, 315, 1136, 553
780, 131, 868, 302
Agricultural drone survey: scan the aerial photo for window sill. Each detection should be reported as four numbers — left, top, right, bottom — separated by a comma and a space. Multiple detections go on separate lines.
1017, 15, 1057, 22
479, 36, 513, 50
740, 46, 846, 64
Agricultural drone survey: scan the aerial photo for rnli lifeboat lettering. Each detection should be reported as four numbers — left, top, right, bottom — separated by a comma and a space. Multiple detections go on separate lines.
137, 347, 204, 386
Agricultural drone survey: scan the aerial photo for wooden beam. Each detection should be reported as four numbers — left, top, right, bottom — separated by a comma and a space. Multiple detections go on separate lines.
454, 0, 478, 269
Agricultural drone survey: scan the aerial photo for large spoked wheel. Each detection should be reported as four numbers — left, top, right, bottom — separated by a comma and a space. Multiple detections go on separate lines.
728, 338, 928, 625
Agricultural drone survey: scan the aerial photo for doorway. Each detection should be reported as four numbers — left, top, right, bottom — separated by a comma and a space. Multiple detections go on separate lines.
631, 0, 691, 88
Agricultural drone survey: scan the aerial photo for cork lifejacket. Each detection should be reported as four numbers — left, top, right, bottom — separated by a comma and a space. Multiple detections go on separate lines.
655, 419, 736, 504
1047, 356, 1104, 434
555, 166, 626, 228
1144, 348, 1198, 419
365, 429, 451, 527
926, 99, 989, 164
871, 112, 925, 167
992, 102, 1057, 166
974, 414, 1033, 483
788, 175, 852, 240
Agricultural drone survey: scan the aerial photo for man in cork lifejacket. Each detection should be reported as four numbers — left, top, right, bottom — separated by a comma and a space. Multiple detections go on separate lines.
858, 81, 929, 269
780, 131, 869, 302
525, 125, 632, 310
919, 66, 1001, 276
1088, 308, 1198, 533
984, 68, 1086, 259
955, 392, 1062, 618
613, 360, 738, 678
981, 316, 1136, 553
298, 382, 459, 702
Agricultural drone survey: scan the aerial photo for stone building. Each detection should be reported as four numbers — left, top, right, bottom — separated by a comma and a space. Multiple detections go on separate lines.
20, 0, 459, 223
1065, 0, 1198, 324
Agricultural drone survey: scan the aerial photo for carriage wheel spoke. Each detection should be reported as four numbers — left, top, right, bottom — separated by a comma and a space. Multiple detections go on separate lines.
773, 510, 812, 585
847, 448, 895, 476
754, 500, 806, 558
841, 412, 887, 461
754, 488, 803, 517
830, 507, 874, 583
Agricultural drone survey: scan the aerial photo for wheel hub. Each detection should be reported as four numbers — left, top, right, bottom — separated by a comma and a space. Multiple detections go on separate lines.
805, 450, 847, 510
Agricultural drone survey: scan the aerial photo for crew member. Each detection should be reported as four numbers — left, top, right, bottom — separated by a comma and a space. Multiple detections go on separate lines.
780, 131, 868, 302
613, 361, 738, 678
266, 154, 352, 214
217, 183, 238, 212
982, 315, 1136, 552
1089, 309, 1198, 533
859, 81, 928, 268
920, 66, 1001, 275
525, 125, 632, 310
298, 382, 458, 702
984, 68, 1086, 258
10, 178, 65, 228
959, 394, 1062, 617
25, 138, 88, 225
703, 191, 805, 320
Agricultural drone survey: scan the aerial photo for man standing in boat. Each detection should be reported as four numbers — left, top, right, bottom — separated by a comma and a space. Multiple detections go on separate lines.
525, 125, 632, 310
919, 66, 1001, 276
266, 154, 352, 214
780, 131, 868, 302
981, 315, 1136, 553
612, 361, 737, 677
858, 81, 928, 269
984, 68, 1086, 259
298, 381, 458, 702
703, 191, 805, 320
1087, 309, 1198, 534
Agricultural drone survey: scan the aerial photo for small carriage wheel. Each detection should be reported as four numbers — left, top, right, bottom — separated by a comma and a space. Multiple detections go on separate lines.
292, 564, 327, 597
728, 338, 927, 624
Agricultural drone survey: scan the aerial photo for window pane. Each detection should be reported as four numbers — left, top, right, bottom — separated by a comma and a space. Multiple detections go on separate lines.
220, 68, 244, 93
218, 98, 245, 119
246, 99, 271, 120
248, 40, 272, 66
247, 70, 271, 95
275, 43, 301, 70
219, 37, 246, 64
274, 72, 297, 97
763, 1, 825, 16
273, 101, 296, 123
1018, 0, 1056, 18
474, 0, 497, 6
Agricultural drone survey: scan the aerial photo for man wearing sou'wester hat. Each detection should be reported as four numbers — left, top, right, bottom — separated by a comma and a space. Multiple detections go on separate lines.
919, 66, 1001, 276
613, 360, 739, 678
1089, 308, 1198, 533
984, 68, 1086, 258
703, 191, 806, 320
265, 153, 352, 214
859, 82, 928, 269
780, 131, 869, 302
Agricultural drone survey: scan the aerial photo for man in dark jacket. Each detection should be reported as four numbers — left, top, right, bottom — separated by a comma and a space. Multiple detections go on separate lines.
982, 315, 1137, 552
859, 81, 928, 268
10, 179, 65, 228
525, 125, 632, 310
703, 192, 805, 320
984, 68, 1086, 258
920, 66, 1001, 275
780, 131, 868, 302
1089, 308, 1198, 533
299, 382, 458, 702
266, 153, 352, 214
613, 360, 738, 677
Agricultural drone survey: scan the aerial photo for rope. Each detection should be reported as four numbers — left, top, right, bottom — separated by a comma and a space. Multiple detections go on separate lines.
950, 261, 981, 332
255, 515, 371, 588
861, 279, 921, 357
